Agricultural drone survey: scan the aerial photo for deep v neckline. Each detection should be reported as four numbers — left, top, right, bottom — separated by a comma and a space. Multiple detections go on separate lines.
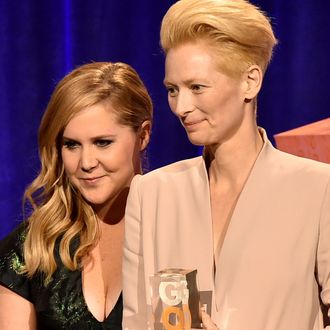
80, 268, 122, 323
80, 220, 124, 323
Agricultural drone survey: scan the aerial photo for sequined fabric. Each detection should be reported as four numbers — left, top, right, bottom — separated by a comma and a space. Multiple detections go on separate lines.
0, 222, 122, 329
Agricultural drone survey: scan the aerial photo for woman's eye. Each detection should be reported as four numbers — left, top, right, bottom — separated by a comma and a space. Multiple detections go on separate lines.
166, 86, 178, 97
191, 84, 204, 92
95, 140, 112, 148
63, 140, 79, 150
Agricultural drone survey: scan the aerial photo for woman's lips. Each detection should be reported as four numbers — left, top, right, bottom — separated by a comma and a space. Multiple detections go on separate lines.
183, 119, 204, 130
80, 176, 105, 184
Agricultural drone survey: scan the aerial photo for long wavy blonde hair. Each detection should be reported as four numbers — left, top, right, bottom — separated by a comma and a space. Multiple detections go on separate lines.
160, 0, 277, 78
22, 62, 153, 284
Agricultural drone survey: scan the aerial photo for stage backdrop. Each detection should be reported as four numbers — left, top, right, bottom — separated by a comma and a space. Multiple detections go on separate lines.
1, 0, 329, 238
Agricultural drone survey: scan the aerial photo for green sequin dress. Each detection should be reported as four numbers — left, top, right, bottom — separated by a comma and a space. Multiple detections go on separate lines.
0, 222, 122, 329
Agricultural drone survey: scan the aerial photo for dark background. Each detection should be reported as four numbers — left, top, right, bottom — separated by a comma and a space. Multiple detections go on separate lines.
1, 0, 329, 238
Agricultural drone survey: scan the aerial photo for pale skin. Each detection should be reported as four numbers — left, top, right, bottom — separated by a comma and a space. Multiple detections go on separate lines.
0, 103, 151, 329
164, 41, 263, 329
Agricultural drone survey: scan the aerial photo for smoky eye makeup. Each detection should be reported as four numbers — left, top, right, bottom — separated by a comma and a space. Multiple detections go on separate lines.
62, 138, 79, 150
94, 139, 114, 148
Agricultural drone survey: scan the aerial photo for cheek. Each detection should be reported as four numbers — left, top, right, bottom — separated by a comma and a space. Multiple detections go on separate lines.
119, 141, 142, 175
103, 144, 137, 172
211, 90, 240, 113
61, 151, 77, 175
168, 97, 177, 114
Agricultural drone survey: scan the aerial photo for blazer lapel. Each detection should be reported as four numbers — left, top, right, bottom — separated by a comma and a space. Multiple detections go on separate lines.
213, 129, 277, 309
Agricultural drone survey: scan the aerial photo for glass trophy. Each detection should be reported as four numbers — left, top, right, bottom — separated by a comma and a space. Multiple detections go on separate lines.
149, 268, 202, 330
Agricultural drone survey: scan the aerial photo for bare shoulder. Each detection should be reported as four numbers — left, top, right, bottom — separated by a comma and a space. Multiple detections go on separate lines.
0, 285, 36, 330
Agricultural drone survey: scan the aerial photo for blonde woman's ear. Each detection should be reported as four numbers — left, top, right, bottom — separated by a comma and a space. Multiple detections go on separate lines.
139, 120, 152, 151
244, 65, 263, 101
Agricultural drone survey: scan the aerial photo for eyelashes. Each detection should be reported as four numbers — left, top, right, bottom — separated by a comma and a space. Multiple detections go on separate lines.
165, 84, 207, 97
62, 140, 79, 150
62, 139, 114, 150
165, 85, 178, 97
94, 139, 113, 148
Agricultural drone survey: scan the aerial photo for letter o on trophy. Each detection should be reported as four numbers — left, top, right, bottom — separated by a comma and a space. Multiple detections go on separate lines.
161, 306, 184, 330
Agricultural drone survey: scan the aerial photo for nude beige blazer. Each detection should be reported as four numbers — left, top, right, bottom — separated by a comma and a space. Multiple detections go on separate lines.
123, 131, 330, 330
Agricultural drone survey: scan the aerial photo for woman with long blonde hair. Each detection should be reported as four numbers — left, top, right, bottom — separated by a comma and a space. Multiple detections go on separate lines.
0, 61, 152, 329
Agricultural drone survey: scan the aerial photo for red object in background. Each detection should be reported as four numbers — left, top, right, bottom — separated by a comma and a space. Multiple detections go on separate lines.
274, 117, 330, 164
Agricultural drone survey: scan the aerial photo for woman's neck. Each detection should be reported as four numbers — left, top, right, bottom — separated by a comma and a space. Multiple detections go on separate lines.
206, 124, 263, 188
93, 187, 129, 225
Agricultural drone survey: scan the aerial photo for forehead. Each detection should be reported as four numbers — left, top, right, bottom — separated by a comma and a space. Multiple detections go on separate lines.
164, 42, 221, 82
63, 103, 121, 135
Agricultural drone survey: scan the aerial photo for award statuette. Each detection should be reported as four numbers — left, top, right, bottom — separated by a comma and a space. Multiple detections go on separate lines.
149, 268, 202, 330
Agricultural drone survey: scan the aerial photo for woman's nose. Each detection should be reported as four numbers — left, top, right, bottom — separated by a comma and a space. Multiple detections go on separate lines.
171, 92, 194, 117
80, 147, 98, 172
